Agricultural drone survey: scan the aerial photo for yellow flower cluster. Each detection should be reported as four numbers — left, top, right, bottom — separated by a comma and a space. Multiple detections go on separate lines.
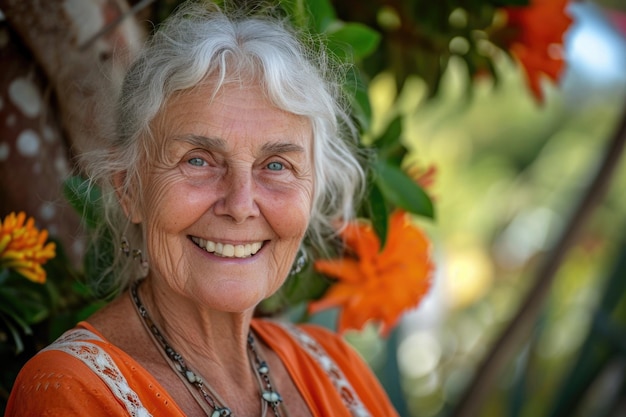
0, 212, 56, 284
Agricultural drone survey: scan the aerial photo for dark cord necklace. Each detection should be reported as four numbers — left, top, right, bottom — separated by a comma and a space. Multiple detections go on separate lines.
130, 281, 284, 417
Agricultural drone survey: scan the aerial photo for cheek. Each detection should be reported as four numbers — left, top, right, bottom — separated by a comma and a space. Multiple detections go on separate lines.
141, 172, 210, 233
269, 183, 313, 239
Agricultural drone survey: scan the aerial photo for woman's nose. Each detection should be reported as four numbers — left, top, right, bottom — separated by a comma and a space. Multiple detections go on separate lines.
214, 170, 260, 224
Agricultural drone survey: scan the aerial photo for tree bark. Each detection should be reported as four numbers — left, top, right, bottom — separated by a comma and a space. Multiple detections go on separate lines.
0, 0, 145, 264
0, 0, 144, 155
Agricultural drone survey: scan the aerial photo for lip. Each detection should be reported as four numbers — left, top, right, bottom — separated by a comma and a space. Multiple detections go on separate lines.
190, 236, 265, 258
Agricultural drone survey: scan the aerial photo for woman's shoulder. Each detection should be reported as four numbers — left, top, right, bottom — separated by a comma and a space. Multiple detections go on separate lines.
9, 324, 107, 387
252, 318, 363, 371
253, 318, 344, 348
253, 318, 400, 417
5, 323, 130, 416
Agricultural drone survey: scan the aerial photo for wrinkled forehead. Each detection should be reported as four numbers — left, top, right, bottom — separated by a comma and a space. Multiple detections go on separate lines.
149, 81, 314, 152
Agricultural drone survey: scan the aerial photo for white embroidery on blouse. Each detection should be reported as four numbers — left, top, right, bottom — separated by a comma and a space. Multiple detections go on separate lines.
41, 328, 152, 417
41, 324, 372, 417
279, 323, 372, 417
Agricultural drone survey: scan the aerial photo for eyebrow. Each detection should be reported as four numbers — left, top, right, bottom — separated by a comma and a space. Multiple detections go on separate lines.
174, 134, 227, 150
260, 142, 306, 155
175, 134, 305, 155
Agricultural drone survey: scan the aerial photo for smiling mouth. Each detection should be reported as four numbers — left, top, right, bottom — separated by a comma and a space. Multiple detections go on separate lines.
191, 236, 263, 258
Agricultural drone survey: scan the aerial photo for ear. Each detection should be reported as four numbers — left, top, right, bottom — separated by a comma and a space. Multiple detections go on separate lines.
113, 171, 143, 224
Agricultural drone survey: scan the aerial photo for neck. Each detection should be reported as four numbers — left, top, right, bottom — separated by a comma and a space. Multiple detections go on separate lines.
134, 278, 260, 409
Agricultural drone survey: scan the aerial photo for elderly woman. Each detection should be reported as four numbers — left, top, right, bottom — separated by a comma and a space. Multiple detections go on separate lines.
6, 1, 399, 416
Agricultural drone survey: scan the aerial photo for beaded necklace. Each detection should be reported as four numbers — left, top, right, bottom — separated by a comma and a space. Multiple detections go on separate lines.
130, 281, 284, 417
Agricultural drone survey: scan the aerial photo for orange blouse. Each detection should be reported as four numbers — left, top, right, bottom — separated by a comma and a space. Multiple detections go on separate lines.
5, 319, 399, 416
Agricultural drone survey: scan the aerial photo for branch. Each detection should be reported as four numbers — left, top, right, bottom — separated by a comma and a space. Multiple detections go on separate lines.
80, 0, 155, 51
448, 96, 626, 417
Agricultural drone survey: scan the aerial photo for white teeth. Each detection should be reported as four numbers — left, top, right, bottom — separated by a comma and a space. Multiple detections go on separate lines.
191, 237, 263, 258
222, 244, 234, 257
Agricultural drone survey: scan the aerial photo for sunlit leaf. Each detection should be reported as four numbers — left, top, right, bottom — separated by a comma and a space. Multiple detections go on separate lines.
326, 23, 381, 60
305, 0, 336, 32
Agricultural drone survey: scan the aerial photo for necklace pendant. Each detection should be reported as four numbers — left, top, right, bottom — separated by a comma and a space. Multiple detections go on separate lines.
258, 361, 269, 374
211, 407, 232, 417
185, 370, 198, 384
262, 390, 283, 404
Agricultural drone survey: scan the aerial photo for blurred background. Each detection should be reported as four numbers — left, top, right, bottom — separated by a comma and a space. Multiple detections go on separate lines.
1, 0, 625, 416
346, 2, 626, 416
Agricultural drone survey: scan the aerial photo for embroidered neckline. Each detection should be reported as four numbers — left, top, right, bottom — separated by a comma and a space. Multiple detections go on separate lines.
44, 321, 372, 417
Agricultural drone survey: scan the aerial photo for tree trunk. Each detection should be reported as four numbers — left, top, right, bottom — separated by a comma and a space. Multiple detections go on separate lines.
0, 0, 144, 265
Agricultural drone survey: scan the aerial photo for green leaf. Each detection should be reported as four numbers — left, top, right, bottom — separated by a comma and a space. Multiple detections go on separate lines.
63, 176, 103, 230
374, 160, 435, 219
0, 306, 31, 338
305, 0, 336, 32
326, 23, 381, 61
0, 284, 49, 325
83, 229, 117, 298
375, 115, 402, 147
343, 67, 372, 132
0, 268, 9, 285
0, 312, 26, 354
546, 233, 626, 417
373, 115, 408, 166
258, 268, 330, 316
366, 182, 390, 248
278, 0, 312, 31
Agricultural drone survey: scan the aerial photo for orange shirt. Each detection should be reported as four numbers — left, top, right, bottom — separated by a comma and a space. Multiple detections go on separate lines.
6, 319, 399, 416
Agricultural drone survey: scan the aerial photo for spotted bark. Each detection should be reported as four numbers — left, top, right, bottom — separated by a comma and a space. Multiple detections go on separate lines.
0, 0, 144, 265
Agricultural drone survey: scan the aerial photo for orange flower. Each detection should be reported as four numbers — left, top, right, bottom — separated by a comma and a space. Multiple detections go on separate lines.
309, 210, 433, 336
501, 0, 573, 102
0, 212, 56, 284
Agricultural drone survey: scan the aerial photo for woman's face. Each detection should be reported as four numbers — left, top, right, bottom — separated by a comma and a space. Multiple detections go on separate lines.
131, 82, 314, 312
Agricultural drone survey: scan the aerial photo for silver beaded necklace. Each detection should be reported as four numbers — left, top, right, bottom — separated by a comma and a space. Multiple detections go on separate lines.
130, 281, 284, 417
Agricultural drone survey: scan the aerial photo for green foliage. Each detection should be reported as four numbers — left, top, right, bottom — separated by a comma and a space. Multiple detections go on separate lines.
325, 22, 381, 60
373, 160, 434, 219
258, 263, 331, 317
0, 245, 101, 411
304, 0, 336, 31
331, 0, 534, 96
546, 237, 626, 417
63, 176, 103, 231
64, 176, 119, 298
0, 179, 107, 408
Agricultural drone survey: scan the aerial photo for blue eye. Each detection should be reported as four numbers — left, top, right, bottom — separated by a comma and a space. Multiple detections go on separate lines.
188, 157, 205, 167
267, 161, 284, 171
